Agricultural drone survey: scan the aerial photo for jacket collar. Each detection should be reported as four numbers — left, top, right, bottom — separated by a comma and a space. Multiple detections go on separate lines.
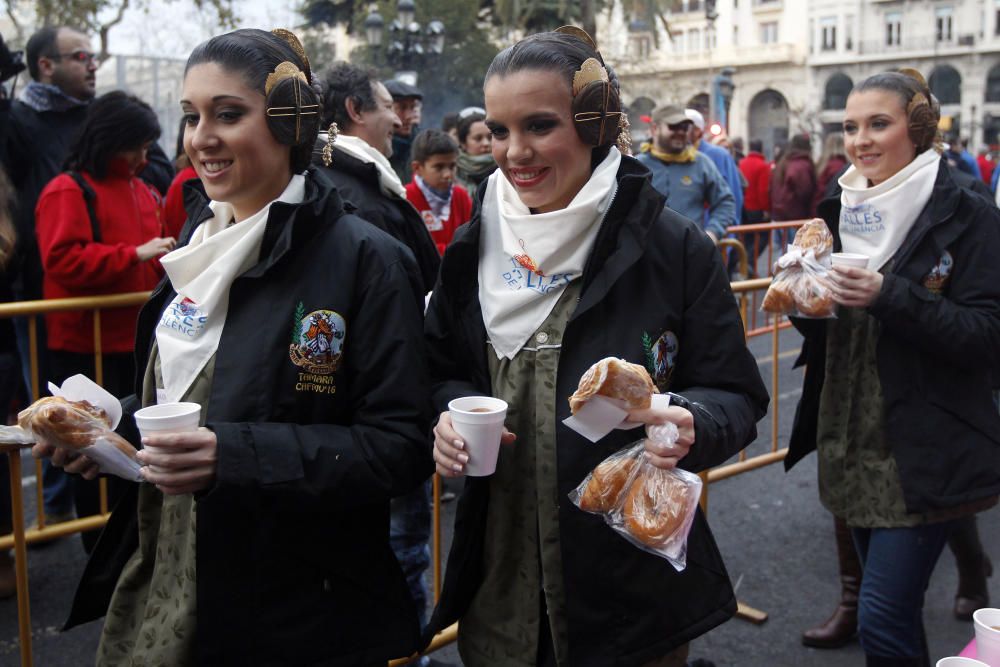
442, 156, 664, 319
180, 170, 344, 279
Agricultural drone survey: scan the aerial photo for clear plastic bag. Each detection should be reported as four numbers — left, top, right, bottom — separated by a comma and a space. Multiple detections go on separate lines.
761, 219, 836, 319
17, 397, 142, 481
569, 422, 703, 571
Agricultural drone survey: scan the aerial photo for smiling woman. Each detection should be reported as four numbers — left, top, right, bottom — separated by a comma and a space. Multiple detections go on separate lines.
788, 70, 1000, 666
424, 27, 768, 667
35, 27, 433, 667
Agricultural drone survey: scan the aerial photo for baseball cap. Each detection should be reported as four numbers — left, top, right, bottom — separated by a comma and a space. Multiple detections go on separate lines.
651, 104, 689, 126
384, 79, 423, 100
684, 108, 705, 130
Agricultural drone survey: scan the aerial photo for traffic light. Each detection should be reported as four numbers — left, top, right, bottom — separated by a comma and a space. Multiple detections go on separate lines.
705, 0, 718, 21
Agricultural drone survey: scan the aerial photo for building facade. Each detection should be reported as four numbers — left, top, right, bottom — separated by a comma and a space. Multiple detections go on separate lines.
601, 0, 810, 159
808, 0, 1000, 152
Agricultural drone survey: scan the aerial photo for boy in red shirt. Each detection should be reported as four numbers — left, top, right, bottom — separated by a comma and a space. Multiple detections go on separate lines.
405, 129, 473, 255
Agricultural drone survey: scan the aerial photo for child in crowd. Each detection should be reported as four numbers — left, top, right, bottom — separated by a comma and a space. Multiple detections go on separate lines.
406, 129, 473, 255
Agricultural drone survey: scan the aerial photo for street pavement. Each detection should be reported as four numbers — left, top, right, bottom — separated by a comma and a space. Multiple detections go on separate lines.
2, 325, 997, 666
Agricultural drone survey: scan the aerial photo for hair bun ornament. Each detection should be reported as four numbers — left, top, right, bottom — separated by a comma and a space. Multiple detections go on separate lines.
265, 61, 322, 147
555, 25, 598, 50
271, 28, 312, 81
571, 58, 623, 147
897, 67, 929, 89
906, 91, 939, 152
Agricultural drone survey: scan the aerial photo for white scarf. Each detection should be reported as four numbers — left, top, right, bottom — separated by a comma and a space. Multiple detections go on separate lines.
838, 148, 940, 272
154, 175, 306, 403
479, 147, 621, 360
332, 134, 407, 200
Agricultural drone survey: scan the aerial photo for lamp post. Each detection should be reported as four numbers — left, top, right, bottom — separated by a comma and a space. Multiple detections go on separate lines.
714, 67, 736, 132
363, 1, 445, 85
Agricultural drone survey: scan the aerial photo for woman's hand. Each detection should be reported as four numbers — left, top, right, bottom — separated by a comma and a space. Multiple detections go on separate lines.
627, 404, 696, 470
136, 236, 176, 261
136, 427, 217, 495
828, 265, 883, 308
432, 411, 516, 478
32, 440, 101, 480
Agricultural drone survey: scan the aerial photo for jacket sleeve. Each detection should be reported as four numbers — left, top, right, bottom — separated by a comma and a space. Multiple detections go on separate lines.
35, 182, 141, 289
868, 215, 1000, 370
703, 160, 736, 239
672, 225, 770, 472
424, 263, 485, 417
210, 256, 434, 504
719, 154, 744, 225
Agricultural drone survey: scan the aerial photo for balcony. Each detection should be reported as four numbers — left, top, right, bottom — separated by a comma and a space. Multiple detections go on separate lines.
753, 0, 782, 10
617, 41, 799, 75
667, 0, 702, 13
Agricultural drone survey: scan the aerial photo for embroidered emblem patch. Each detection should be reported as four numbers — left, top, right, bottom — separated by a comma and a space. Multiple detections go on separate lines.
289, 303, 345, 393
921, 250, 953, 294
421, 210, 443, 232
158, 297, 208, 338
643, 330, 678, 392
681, 175, 693, 186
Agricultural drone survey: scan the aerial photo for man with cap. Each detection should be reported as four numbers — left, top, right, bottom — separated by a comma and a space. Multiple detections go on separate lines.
384, 78, 423, 182
685, 108, 744, 228
637, 104, 735, 242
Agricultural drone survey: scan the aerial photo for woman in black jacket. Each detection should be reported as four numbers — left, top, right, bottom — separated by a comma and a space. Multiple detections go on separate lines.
788, 70, 1000, 667
33, 28, 432, 666
425, 29, 768, 666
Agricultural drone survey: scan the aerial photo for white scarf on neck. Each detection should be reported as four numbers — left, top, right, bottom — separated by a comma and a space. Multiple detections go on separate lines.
154, 175, 306, 403
838, 148, 940, 272
479, 147, 621, 360
333, 134, 407, 199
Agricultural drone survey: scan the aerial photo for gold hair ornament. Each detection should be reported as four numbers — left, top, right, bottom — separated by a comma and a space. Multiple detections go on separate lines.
573, 58, 609, 96
555, 25, 598, 50
271, 28, 312, 81
322, 122, 340, 167
264, 62, 320, 144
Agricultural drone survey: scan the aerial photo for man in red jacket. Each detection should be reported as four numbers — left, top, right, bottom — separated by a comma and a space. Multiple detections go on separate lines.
405, 129, 473, 255
738, 139, 772, 268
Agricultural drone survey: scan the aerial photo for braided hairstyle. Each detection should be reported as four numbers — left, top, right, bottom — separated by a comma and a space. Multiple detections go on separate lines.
185, 29, 323, 173
853, 69, 940, 154
485, 30, 626, 163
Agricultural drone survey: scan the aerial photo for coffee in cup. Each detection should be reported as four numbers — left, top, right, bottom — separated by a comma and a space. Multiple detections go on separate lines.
448, 396, 508, 476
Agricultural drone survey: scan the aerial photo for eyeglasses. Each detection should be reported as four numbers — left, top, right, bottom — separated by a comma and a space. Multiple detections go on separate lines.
51, 51, 97, 64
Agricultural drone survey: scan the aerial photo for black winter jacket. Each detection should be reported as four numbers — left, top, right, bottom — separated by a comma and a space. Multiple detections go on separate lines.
423, 157, 770, 665
312, 141, 440, 293
66, 170, 434, 666
786, 163, 1000, 513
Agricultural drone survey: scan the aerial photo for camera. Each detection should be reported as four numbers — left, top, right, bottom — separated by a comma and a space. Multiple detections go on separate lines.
0, 34, 26, 84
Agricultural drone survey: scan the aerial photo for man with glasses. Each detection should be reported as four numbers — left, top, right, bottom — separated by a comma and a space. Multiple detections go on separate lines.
637, 104, 735, 244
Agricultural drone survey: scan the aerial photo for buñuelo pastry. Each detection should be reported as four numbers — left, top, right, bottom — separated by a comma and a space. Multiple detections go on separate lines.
568, 357, 657, 414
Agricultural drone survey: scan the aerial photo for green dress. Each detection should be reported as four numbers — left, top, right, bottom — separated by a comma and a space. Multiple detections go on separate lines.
97, 343, 211, 666
458, 282, 580, 667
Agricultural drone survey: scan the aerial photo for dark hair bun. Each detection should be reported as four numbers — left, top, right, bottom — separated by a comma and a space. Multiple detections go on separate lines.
572, 79, 621, 147
907, 95, 938, 153
265, 74, 322, 148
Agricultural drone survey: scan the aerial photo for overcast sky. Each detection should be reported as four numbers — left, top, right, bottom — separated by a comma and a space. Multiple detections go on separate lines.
107, 0, 300, 59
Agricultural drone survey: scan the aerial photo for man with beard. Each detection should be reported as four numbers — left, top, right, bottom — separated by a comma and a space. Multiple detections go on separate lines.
384, 78, 423, 183
637, 104, 734, 243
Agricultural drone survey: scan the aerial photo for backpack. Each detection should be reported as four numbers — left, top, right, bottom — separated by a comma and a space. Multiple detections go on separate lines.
65, 171, 102, 243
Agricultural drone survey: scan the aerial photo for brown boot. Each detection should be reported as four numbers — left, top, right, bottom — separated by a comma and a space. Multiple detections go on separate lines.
950, 515, 991, 621
802, 516, 861, 648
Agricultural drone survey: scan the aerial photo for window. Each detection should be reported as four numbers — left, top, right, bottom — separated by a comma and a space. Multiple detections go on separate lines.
821, 17, 837, 51
760, 21, 778, 44
688, 28, 701, 52
937, 6, 954, 42
995, 0, 1000, 36
707, 26, 717, 49
809, 19, 814, 53
886, 11, 902, 46
629, 34, 652, 58
845, 14, 854, 50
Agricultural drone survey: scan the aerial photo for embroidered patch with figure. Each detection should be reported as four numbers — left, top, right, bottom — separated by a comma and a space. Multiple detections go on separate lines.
289, 303, 345, 393
643, 330, 678, 392
921, 250, 953, 294
158, 297, 208, 339
681, 175, 693, 186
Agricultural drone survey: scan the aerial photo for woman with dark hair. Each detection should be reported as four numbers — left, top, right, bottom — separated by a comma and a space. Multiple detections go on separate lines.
425, 28, 768, 666
454, 109, 497, 193
787, 70, 1000, 666
770, 132, 817, 221
163, 116, 201, 238
34, 28, 431, 665
814, 131, 848, 210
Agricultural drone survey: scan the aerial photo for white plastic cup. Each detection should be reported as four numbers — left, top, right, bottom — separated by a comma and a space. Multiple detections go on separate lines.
448, 396, 508, 477
974, 609, 1000, 667
831, 252, 870, 268
134, 402, 202, 473
937, 657, 990, 667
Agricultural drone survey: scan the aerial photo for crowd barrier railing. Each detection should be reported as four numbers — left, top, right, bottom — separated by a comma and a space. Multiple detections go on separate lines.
1, 223, 812, 664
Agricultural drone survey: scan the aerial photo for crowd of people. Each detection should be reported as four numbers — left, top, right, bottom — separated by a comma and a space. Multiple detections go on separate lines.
0, 20, 996, 667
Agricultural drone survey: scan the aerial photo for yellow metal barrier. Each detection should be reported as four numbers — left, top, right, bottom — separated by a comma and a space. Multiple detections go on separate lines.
0, 261, 805, 664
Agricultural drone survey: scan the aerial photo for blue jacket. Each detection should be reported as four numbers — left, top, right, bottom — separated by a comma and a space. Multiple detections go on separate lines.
700, 139, 744, 226
636, 151, 735, 239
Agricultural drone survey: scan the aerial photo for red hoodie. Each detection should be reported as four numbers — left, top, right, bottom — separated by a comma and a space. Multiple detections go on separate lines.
739, 152, 771, 214
35, 161, 166, 353
405, 180, 473, 255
